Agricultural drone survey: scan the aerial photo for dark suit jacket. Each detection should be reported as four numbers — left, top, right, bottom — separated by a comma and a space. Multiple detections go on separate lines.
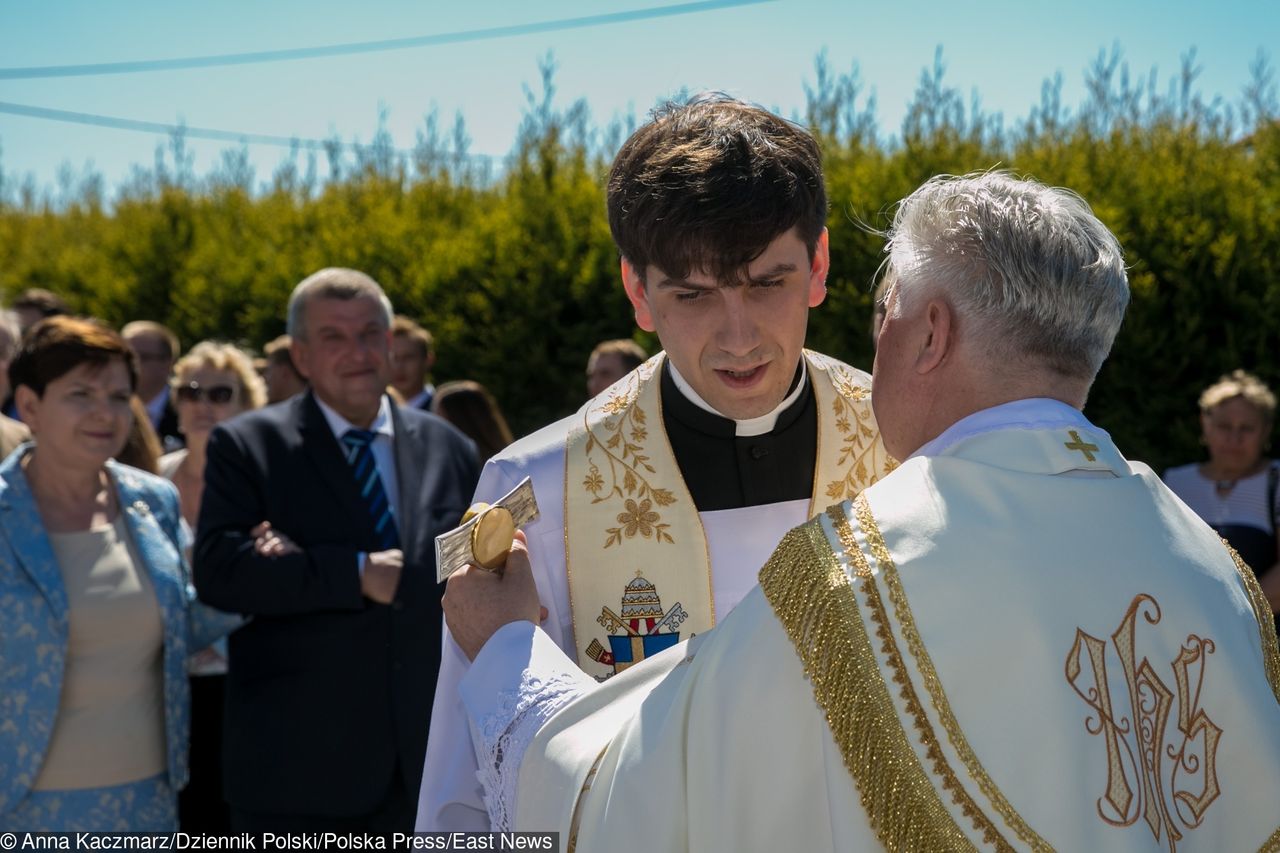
413, 386, 434, 412
193, 392, 479, 817
155, 394, 185, 453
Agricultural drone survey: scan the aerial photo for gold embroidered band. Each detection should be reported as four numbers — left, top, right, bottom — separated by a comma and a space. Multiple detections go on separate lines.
1222, 540, 1280, 703
850, 495, 1051, 851
760, 518, 976, 851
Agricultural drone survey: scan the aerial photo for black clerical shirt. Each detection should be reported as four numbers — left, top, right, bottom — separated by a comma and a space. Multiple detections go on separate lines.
661, 362, 817, 512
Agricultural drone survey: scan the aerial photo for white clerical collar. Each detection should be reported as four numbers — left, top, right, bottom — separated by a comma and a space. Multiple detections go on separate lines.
910, 398, 1099, 460
668, 359, 808, 438
315, 394, 395, 443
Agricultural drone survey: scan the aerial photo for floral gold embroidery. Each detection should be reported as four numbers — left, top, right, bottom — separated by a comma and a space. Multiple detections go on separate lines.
582, 464, 605, 496
822, 362, 897, 501
618, 499, 658, 537
1065, 593, 1222, 851
581, 373, 679, 549
605, 498, 672, 547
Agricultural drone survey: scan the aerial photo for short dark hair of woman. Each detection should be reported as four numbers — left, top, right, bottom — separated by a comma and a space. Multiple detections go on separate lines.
10, 315, 139, 397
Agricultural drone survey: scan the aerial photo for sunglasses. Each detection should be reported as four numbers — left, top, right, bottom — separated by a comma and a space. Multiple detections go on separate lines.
175, 382, 236, 404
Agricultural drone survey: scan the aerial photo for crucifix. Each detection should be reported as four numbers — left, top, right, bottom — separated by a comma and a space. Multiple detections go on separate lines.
1063, 430, 1099, 462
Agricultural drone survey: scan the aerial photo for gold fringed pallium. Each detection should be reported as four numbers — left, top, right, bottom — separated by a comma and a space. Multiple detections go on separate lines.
759, 519, 977, 852
831, 508, 1020, 852
850, 495, 1051, 852
1221, 539, 1280, 703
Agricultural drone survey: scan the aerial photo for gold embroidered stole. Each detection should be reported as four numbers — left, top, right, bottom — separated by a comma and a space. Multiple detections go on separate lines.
563, 350, 892, 679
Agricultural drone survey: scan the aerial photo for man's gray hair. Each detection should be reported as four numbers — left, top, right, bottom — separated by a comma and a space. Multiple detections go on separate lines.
886, 172, 1129, 380
286, 268, 394, 340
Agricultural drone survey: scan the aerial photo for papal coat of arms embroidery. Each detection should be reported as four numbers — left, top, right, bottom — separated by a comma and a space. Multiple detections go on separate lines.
586, 572, 689, 677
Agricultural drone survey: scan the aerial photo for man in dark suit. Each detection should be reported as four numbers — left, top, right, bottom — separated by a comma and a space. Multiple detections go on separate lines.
122, 320, 185, 452
194, 268, 479, 833
390, 315, 435, 411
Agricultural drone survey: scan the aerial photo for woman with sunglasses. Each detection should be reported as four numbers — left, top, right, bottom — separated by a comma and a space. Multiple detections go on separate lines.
158, 341, 265, 833
0, 317, 241, 830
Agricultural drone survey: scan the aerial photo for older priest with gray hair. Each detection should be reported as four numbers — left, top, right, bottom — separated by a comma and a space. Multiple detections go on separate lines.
443, 173, 1280, 851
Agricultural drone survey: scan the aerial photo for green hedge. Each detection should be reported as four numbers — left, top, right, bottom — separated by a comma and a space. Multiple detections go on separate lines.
1, 52, 1277, 470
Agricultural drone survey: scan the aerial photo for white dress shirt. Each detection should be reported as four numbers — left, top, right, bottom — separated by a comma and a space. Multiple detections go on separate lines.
313, 395, 400, 571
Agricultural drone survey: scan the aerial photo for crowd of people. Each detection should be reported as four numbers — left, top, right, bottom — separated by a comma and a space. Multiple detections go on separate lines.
1, 93, 1277, 850
0, 273, 641, 833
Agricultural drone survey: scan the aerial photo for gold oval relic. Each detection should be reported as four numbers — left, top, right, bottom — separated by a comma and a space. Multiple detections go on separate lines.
470, 505, 515, 570
461, 502, 490, 525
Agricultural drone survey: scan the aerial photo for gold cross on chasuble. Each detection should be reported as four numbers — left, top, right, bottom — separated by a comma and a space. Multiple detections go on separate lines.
1063, 430, 1099, 462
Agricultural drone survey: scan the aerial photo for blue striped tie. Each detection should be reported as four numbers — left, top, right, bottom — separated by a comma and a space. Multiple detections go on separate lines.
341, 428, 400, 549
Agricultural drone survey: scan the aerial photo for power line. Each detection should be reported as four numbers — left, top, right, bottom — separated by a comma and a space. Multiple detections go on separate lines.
0, 0, 773, 80
0, 100, 497, 162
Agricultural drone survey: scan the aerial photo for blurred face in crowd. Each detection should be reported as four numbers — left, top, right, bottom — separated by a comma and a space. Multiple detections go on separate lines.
586, 353, 629, 398
622, 227, 828, 420
18, 359, 134, 471
1202, 396, 1271, 477
390, 335, 429, 400
175, 365, 247, 447
292, 295, 391, 428
125, 331, 175, 403
264, 358, 307, 404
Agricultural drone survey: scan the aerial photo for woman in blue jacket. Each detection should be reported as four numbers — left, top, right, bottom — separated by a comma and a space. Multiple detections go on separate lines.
0, 316, 240, 831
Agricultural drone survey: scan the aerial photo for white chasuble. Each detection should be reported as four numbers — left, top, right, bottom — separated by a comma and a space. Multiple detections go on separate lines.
563, 350, 894, 680
516, 423, 1280, 852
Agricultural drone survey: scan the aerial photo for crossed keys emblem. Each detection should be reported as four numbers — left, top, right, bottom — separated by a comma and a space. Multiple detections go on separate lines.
1065, 593, 1221, 852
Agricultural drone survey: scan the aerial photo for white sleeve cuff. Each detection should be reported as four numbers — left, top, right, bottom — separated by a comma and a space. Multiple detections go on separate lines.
460, 620, 596, 831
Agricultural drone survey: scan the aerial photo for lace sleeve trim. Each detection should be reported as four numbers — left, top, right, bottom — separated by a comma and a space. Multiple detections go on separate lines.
472, 669, 593, 831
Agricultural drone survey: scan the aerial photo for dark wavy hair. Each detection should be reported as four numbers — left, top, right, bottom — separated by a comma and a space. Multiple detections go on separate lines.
432, 380, 514, 464
607, 93, 828, 285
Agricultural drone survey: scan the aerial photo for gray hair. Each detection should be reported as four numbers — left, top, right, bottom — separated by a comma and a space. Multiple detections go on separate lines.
885, 172, 1129, 381
1199, 369, 1276, 421
286, 268, 394, 340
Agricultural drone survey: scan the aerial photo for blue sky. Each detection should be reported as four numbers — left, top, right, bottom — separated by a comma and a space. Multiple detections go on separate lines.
1, 0, 1277, 196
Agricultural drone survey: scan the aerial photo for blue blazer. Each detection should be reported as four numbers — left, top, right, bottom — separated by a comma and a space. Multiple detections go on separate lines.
0, 445, 240, 816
